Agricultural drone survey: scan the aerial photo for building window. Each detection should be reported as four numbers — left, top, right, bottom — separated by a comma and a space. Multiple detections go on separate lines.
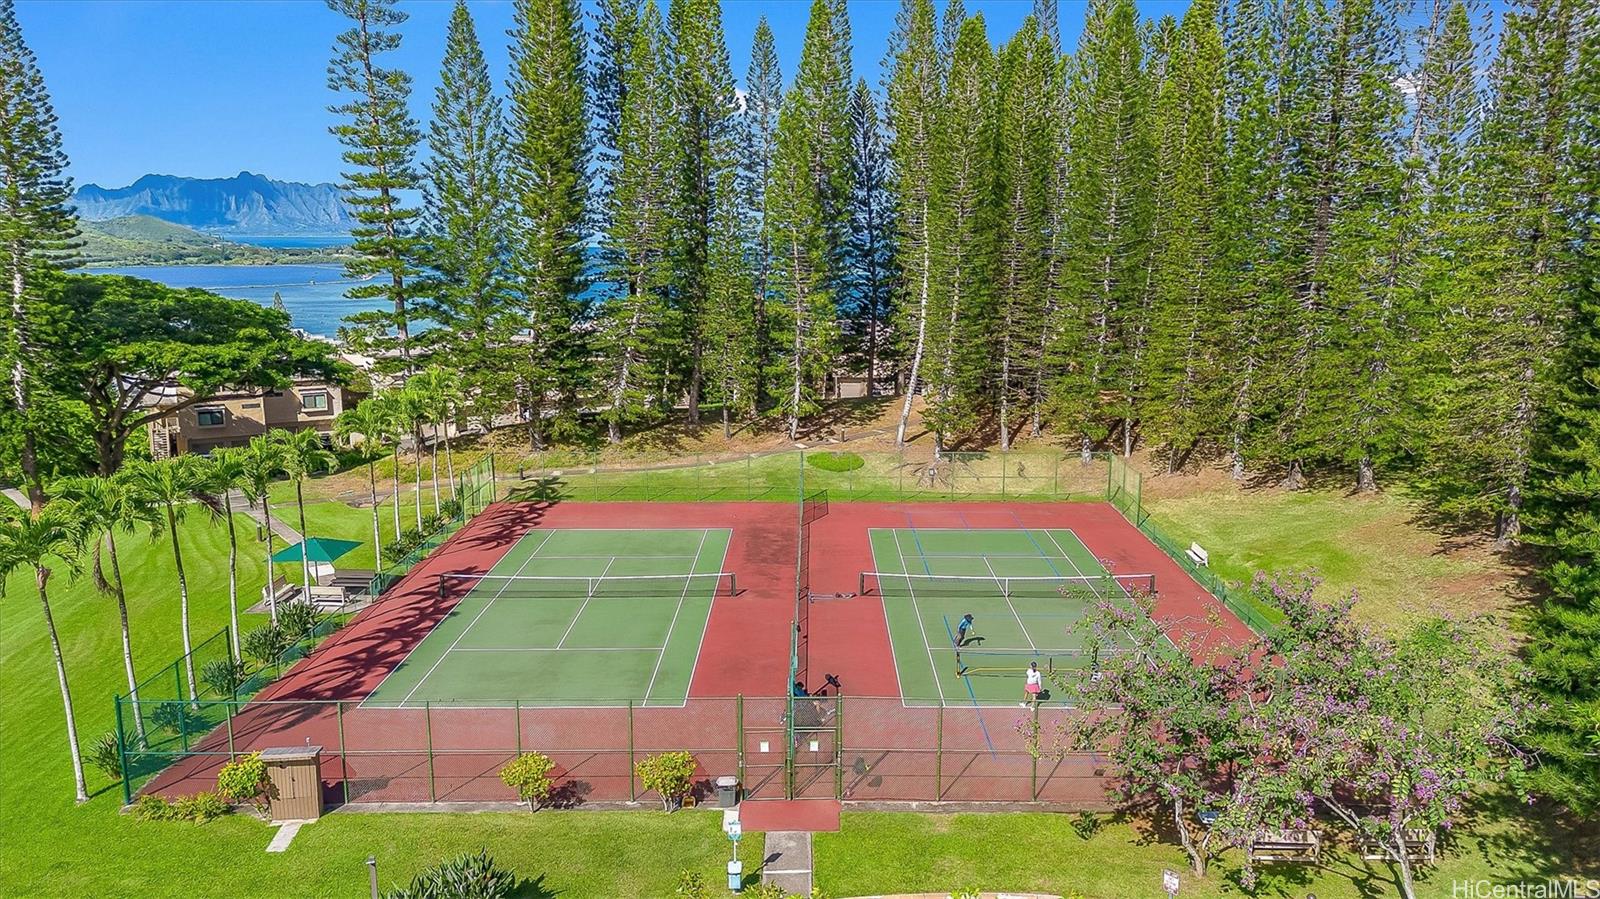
301, 392, 330, 412
196, 408, 225, 428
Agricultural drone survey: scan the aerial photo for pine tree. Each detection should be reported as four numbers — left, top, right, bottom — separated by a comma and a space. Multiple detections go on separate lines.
506, 0, 589, 449
704, 166, 760, 436
923, 15, 997, 454
596, 1, 674, 443
938, 0, 966, 81
993, 17, 1056, 450
418, 0, 515, 431
667, 0, 738, 424
886, 0, 941, 447
1033, 0, 1061, 55
740, 19, 782, 412
0, 0, 77, 512
593, 0, 641, 204
840, 79, 897, 398
1524, 0, 1600, 811
325, 0, 423, 375
792, 0, 853, 298
1140, 0, 1225, 471
1423, 0, 1581, 544
1052, 0, 1151, 462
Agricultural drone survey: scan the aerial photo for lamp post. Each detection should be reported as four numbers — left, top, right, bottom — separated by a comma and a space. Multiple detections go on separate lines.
367, 855, 378, 899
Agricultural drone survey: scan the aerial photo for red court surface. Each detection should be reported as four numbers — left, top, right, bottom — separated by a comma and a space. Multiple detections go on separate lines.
138, 498, 1251, 808
738, 799, 842, 833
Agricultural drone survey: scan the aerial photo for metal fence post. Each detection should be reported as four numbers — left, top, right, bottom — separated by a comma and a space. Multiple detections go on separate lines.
1030, 703, 1040, 801
424, 701, 436, 803
627, 700, 637, 802
735, 695, 745, 789
337, 700, 350, 806
833, 695, 843, 800
514, 699, 522, 757
934, 704, 944, 801
225, 705, 236, 759
116, 696, 132, 806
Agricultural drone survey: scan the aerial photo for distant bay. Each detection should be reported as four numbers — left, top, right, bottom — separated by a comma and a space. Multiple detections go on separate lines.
82, 263, 382, 339
226, 234, 354, 249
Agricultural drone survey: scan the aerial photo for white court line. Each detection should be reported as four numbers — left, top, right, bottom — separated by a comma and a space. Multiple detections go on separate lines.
1043, 529, 1091, 580
893, 529, 947, 705
361, 528, 554, 705
554, 556, 617, 648
395, 529, 554, 707
451, 646, 662, 652
640, 529, 712, 707
679, 530, 733, 702
984, 555, 1037, 654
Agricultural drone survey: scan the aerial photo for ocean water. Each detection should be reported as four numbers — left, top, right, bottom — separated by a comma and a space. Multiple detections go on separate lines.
227, 234, 354, 249
82, 264, 385, 338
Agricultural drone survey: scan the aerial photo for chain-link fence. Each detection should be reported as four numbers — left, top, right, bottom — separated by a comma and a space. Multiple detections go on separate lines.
117, 693, 1115, 808
368, 453, 498, 596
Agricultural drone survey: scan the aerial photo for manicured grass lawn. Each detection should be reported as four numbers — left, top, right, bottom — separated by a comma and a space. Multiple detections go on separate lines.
816, 809, 1595, 899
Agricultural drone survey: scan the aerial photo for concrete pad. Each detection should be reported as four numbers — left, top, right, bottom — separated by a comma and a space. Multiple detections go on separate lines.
761, 831, 811, 896
266, 820, 304, 852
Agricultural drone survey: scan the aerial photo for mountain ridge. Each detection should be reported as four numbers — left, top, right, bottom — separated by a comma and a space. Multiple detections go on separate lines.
74, 172, 355, 235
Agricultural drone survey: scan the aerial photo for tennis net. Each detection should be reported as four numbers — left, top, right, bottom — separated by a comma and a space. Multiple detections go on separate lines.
439, 571, 737, 599
859, 571, 1156, 600
949, 647, 1123, 678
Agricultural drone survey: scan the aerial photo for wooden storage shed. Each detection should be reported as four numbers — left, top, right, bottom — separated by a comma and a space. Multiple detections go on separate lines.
260, 745, 324, 822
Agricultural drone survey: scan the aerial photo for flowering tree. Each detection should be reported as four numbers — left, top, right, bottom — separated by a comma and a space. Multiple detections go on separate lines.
1027, 573, 1535, 898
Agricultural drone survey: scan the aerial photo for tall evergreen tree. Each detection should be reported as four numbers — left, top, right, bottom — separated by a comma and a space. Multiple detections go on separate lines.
1423, 0, 1581, 543
1053, 0, 1151, 461
886, 0, 941, 446
593, 0, 641, 209
704, 166, 760, 436
0, 0, 76, 513
993, 18, 1056, 450
667, 0, 738, 424
418, 0, 515, 430
1033, 0, 1061, 55
1140, 0, 1225, 470
326, 0, 423, 374
739, 20, 782, 413
596, 1, 674, 443
923, 15, 997, 454
506, 0, 590, 449
792, 0, 854, 299
840, 79, 897, 397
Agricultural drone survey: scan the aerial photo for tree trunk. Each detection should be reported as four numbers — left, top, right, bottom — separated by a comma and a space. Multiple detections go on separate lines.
167, 504, 197, 705
722, 404, 731, 440
1172, 797, 1206, 877
38, 568, 88, 802
390, 448, 403, 542
412, 427, 425, 529
9, 250, 44, 512
223, 492, 241, 661
91, 541, 111, 594
1356, 455, 1377, 493
1494, 482, 1522, 549
895, 199, 932, 448
1080, 434, 1093, 465
261, 491, 279, 624
1280, 459, 1305, 490
429, 432, 440, 516
687, 348, 702, 426
442, 421, 456, 501
1392, 832, 1417, 899
369, 461, 383, 572
107, 531, 147, 746
1123, 417, 1133, 458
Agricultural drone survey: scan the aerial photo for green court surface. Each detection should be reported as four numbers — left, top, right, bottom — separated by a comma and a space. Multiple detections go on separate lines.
364, 528, 733, 708
867, 528, 1147, 707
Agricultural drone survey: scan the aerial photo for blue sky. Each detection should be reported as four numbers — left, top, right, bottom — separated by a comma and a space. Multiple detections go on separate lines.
15, 0, 1191, 189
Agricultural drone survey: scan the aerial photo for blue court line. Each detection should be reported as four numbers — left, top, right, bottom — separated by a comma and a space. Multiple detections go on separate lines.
905, 514, 934, 575
944, 614, 998, 757
1009, 511, 1065, 577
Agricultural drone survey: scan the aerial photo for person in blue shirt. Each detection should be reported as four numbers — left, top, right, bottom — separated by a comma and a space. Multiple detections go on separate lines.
955, 613, 975, 647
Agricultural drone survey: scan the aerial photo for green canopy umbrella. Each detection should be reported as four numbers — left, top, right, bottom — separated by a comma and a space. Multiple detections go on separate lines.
272, 537, 363, 565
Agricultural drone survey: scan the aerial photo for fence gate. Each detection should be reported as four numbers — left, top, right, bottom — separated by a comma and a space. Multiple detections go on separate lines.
791, 694, 842, 799
739, 696, 789, 799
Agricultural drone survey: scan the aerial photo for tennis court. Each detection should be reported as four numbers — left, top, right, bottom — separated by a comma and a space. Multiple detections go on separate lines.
363, 528, 734, 708
864, 527, 1153, 707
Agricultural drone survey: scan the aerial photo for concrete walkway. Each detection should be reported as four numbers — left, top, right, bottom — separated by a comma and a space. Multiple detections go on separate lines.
1, 487, 26, 509
761, 831, 812, 896
233, 490, 303, 544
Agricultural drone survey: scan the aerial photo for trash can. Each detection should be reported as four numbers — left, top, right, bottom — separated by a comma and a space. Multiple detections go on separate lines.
715, 775, 739, 808
260, 745, 324, 822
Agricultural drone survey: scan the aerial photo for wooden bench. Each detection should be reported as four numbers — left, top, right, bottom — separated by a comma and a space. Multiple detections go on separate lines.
1361, 829, 1436, 864
1248, 829, 1321, 863
1186, 542, 1209, 567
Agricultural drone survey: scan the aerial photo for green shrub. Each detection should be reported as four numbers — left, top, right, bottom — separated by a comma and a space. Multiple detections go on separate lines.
383, 850, 516, 899
216, 752, 270, 809
242, 623, 290, 667
201, 657, 251, 698
634, 751, 696, 812
1071, 810, 1103, 840
151, 701, 202, 736
277, 601, 323, 645
498, 752, 556, 811
173, 791, 230, 823
132, 795, 179, 821
674, 870, 707, 898
804, 451, 864, 472
741, 885, 785, 899
89, 732, 121, 782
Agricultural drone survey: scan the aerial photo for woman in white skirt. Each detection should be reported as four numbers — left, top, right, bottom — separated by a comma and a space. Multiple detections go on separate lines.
1022, 660, 1043, 707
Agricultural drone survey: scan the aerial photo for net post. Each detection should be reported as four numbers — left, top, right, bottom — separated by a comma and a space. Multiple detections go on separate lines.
115, 695, 133, 806
627, 700, 636, 803
424, 701, 436, 803
337, 700, 350, 806
934, 703, 944, 801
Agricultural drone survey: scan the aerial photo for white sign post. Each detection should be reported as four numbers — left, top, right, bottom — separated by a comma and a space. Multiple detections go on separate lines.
1162, 869, 1180, 898
725, 819, 743, 892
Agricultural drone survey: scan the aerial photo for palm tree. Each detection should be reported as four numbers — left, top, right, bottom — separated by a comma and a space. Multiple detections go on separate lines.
52, 474, 156, 746
238, 434, 287, 621
124, 456, 211, 704
201, 449, 250, 659
0, 502, 91, 802
396, 387, 429, 529
274, 428, 338, 602
416, 367, 464, 502
335, 401, 392, 572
